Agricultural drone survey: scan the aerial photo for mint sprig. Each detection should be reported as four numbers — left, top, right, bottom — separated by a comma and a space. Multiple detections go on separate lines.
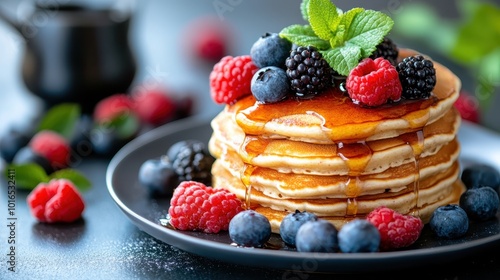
280, 0, 394, 76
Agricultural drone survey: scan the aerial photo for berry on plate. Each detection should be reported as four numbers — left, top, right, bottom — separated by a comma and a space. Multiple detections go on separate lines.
459, 186, 499, 221
251, 66, 290, 104
369, 37, 399, 66
454, 91, 480, 123
279, 210, 317, 247
346, 57, 402, 107
131, 89, 176, 126
168, 181, 243, 233
229, 210, 272, 247
429, 204, 469, 239
295, 219, 338, 253
29, 130, 71, 170
27, 179, 85, 223
338, 219, 381, 253
365, 206, 423, 250
250, 32, 292, 68
138, 157, 178, 197
168, 140, 215, 186
396, 55, 436, 100
461, 164, 500, 193
209, 55, 259, 105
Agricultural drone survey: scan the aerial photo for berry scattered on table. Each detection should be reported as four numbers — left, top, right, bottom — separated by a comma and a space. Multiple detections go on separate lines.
27, 179, 85, 223
454, 91, 480, 123
168, 181, 243, 233
338, 219, 381, 253
279, 210, 318, 247
138, 157, 178, 197
251, 66, 290, 103
250, 32, 292, 68
369, 37, 399, 66
295, 219, 339, 253
429, 204, 469, 239
0, 128, 31, 163
346, 57, 402, 107
396, 55, 436, 100
286, 45, 333, 98
209, 55, 259, 105
461, 164, 500, 194
93, 93, 134, 123
229, 210, 272, 247
131, 89, 176, 126
29, 130, 71, 170
183, 16, 230, 62
366, 206, 423, 250
459, 186, 499, 221
13, 146, 54, 174
169, 140, 215, 186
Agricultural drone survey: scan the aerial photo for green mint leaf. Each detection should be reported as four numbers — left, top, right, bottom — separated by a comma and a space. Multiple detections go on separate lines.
38, 103, 81, 140
344, 10, 394, 57
6, 163, 49, 190
300, 0, 310, 21
279, 24, 330, 50
308, 0, 340, 41
50, 169, 92, 192
321, 44, 362, 76
108, 112, 140, 139
451, 3, 500, 63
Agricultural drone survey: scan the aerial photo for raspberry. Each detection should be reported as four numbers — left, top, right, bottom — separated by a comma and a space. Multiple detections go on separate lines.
168, 181, 243, 233
26, 179, 85, 223
365, 206, 423, 250
93, 93, 133, 123
132, 89, 176, 126
209, 55, 259, 105
29, 130, 71, 170
454, 91, 480, 123
346, 57, 402, 107
183, 17, 229, 62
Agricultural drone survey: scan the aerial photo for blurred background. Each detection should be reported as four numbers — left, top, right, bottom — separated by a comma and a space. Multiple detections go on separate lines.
0, 0, 499, 137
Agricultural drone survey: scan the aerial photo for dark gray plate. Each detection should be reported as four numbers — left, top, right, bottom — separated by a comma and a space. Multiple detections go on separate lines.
106, 114, 500, 273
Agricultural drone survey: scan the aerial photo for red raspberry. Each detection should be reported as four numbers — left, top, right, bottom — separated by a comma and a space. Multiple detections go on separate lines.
168, 181, 243, 233
131, 89, 176, 126
184, 17, 229, 62
27, 179, 85, 223
454, 91, 480, 123
365, 206, 423, 250
29, 130, 71, 170
346, 57, 402, 107
209, 55, 259, 105
93, 93, 133, 123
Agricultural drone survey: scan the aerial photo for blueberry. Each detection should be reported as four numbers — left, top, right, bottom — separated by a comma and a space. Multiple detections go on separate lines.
429, 204, 469, 239
279, 210, 317, 246
0, 129, 31, 163
250, 32, 292, 68
251, 66, 290, 103
12, 146, 54, 174
295, 219, 338, 253
459, 186, 499, 221
338, 219, 380, 253
229, 210, 271, 247
461, 164, 500, 194
138, 157, 178, 197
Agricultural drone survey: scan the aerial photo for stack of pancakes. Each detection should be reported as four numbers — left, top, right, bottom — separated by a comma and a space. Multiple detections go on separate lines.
208, 49, 465, 233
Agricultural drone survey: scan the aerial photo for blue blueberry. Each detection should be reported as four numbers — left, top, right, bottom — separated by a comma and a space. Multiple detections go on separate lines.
12, 146, 54, 174
338, 219, 380, 253
250, 32, 292, 68
429, 204, 469, 239
0, 129, 31, 163
138, 157, 178, 197
459, 186, 499, 221
295, 220, 338, 253
229, 210, 271, 247
461, 164, 500, 194
279, 210, 318, 246
251, 66, 290, 103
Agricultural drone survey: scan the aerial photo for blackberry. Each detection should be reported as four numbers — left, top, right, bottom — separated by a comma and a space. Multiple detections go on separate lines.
169, 140, 215, 186
285, 46, 333, 98
370, 37, 399, 66
396, 55, 436, 100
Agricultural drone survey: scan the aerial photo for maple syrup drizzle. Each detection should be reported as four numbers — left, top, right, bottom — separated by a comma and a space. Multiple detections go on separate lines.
400, 130, 425, 216
241, 164, 256, 210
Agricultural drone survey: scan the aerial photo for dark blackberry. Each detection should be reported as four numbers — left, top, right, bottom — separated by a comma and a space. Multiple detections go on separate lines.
370, 37, 399, 66
285, 45, 333, 98
396, 55, 436, 100
169, 140, 215, 186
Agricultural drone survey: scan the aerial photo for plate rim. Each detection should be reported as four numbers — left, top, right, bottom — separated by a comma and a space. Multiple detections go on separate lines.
106, 115, 500, 272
